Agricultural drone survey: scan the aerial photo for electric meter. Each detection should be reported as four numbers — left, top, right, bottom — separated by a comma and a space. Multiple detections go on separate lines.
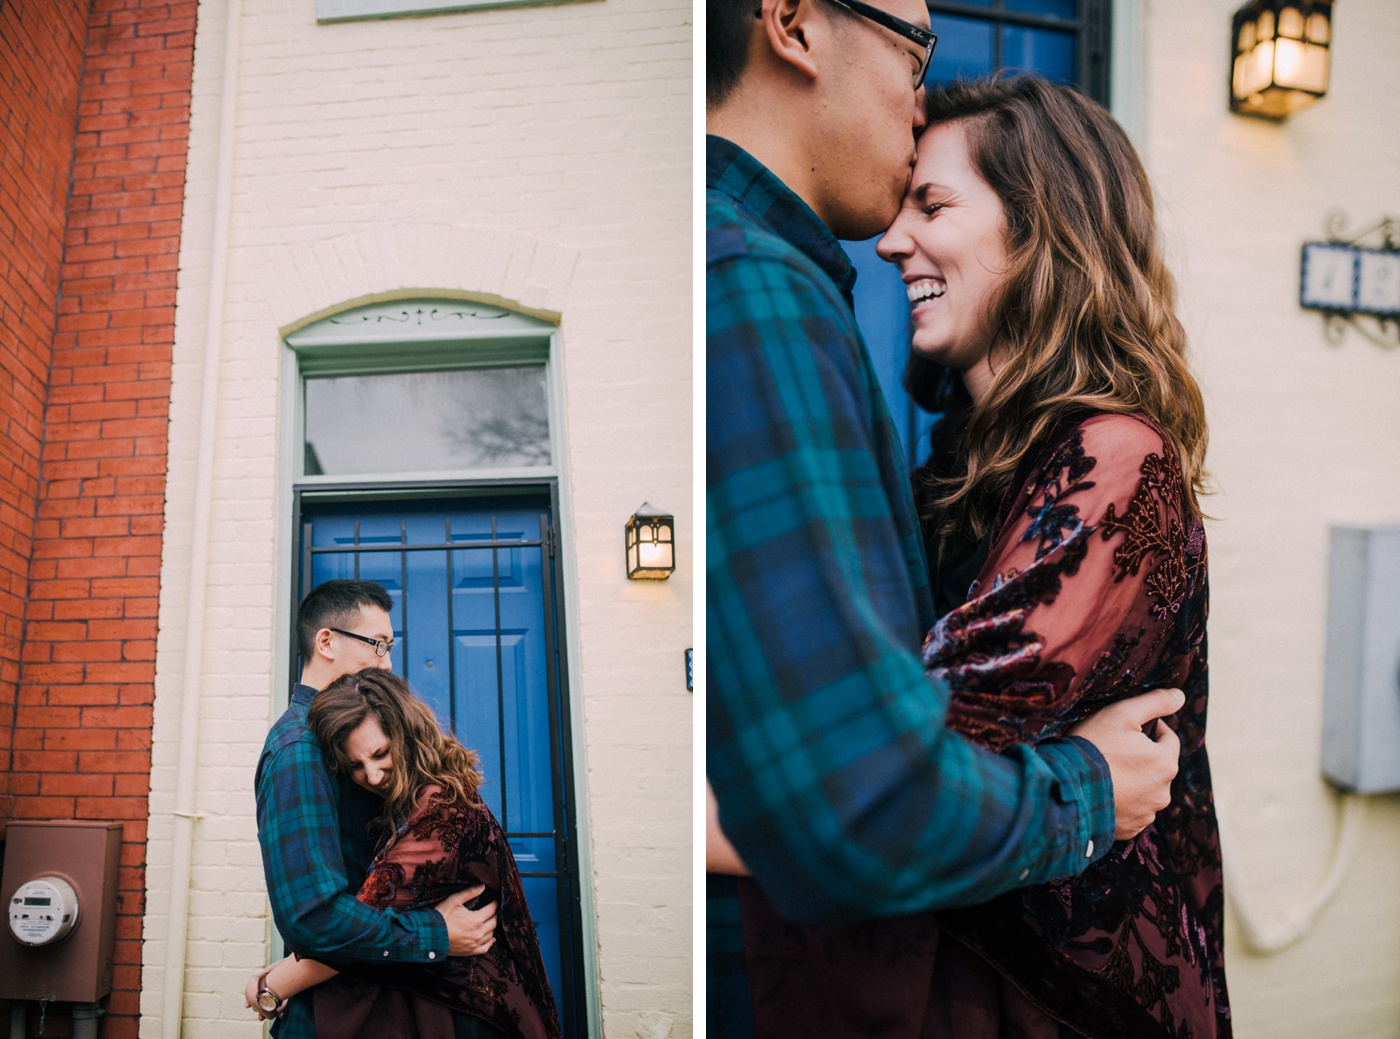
8, 876, 79, 946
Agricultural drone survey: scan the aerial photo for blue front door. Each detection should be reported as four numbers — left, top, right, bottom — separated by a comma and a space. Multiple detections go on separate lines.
297, 491, 585, 1036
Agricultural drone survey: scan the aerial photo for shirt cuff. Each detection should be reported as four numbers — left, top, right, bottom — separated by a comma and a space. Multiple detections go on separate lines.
420, 910, 450, 962
367, 907, 452, 963
1036, 735, 1115, 869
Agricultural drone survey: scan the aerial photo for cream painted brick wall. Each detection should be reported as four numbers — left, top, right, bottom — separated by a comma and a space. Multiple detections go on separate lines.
144, 1, 691, 1036
1137, 2, 1400, 1036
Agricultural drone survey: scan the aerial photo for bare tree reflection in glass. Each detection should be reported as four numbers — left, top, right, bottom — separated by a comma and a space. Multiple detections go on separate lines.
304, 366, 551, 477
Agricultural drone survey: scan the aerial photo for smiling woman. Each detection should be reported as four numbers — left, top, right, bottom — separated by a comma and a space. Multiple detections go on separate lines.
246, 670, 560, 1039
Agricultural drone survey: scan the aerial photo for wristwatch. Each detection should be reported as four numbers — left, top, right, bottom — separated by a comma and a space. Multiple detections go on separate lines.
256, 976, 285, 1016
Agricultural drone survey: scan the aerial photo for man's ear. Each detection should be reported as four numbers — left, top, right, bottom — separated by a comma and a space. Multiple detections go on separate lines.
758, 0, 823, 81
314, 626, 336, 661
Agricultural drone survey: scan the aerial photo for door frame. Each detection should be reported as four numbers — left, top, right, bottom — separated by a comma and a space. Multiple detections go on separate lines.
270, 296, 600, 1037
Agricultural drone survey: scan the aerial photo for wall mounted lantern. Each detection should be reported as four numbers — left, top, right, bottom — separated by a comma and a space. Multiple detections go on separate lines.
625, 503, 675, 580
1230, 0, 1332, 119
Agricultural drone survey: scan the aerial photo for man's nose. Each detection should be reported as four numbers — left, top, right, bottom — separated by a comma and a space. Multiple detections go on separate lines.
376, 652, 393, 670
913, 86, 927, 130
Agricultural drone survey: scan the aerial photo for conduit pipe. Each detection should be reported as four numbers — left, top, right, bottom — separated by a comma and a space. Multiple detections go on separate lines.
1217, 790, 1366, 955
160, 0, 243, 1035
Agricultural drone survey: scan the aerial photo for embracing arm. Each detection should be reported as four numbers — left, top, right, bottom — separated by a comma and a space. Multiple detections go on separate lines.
242, 884, 495, 1020
706, 248, 1115, 925
255, 738, 450, 963
925, 414, 1192, 840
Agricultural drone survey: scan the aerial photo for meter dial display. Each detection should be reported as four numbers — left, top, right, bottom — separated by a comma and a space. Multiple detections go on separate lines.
8, 877, 79, 946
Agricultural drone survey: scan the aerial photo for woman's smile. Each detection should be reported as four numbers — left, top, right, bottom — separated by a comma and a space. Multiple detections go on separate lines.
905, 278, 946, 307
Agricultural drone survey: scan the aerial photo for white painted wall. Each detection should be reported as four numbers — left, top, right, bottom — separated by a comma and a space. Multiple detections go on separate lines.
1134, 2, 1400, 1036
142, 1, 691, 1036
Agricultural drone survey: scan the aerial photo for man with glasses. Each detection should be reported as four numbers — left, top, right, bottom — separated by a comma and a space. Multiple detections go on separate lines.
707, 0, 1186, 1033
252, 579, 498, 1037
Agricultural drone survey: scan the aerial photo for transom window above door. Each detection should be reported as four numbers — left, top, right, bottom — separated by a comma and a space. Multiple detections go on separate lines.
304, 367, 550, 475
285, 297, 557, 481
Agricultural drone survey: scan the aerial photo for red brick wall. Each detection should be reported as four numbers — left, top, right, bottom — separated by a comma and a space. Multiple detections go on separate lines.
5, 1, 198, 1035
0, 0, 91, 822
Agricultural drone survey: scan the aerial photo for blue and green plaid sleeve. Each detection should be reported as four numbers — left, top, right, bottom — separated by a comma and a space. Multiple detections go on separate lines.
706, 225, 1114, 926
255, 732, 449, 964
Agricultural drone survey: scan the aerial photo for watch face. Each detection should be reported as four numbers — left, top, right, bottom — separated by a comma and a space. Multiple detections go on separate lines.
257, 990, 280, 1013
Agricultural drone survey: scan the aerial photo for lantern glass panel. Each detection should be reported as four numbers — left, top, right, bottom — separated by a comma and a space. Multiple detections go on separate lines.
1306, 12, 1329, 42
1278, 6, 1304, 38
1275, 38, 1327, 91
1242, 39, 1274, 96
1274, 36, 1304, 83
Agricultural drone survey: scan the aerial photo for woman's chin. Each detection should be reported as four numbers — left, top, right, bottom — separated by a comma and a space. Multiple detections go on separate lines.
910, 340, 960, 369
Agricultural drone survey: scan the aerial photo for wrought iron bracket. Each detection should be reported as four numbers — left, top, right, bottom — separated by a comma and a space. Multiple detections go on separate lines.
1307, 211, 1400, 349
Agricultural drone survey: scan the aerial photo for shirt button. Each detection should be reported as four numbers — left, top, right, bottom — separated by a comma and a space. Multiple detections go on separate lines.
428, 951, 436, 960
1018, 869, 1029, 881
1085, 839, 1095, 858
383, 951, 389, 957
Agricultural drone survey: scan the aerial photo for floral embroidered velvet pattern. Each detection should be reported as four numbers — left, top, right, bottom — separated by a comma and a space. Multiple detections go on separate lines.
315, 785, 561, 1039
926, 413, 1228, 1039
736, 413, 1227, 1039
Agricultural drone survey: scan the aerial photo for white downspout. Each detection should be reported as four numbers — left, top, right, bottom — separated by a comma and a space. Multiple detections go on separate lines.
160, 0, 242, 1034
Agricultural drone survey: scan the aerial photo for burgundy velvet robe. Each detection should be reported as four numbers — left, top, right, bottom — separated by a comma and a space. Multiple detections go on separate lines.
740, 413, 1230, 1039
314, 785, 561, 1039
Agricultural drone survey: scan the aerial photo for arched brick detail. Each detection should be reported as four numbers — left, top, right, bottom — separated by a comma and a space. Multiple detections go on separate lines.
255, 224, 579, 333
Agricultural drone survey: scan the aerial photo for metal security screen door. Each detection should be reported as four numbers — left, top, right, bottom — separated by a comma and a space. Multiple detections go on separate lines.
295, 490, 586, 1036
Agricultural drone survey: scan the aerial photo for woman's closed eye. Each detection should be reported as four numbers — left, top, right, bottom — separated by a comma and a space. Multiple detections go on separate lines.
351, 748, 390, 770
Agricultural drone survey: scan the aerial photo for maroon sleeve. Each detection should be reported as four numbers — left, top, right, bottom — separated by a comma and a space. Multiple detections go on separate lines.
923, 413, 1197, 752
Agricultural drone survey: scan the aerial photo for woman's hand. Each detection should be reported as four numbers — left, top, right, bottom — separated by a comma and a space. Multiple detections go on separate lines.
243, 953, 337, 1018
706, 780, 750, 875
243, 963, 279, 1021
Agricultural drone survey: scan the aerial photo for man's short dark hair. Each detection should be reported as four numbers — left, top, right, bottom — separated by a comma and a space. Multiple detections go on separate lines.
297, 580, 394, 661
708, 0, 856, 108
708, 0, 758, 107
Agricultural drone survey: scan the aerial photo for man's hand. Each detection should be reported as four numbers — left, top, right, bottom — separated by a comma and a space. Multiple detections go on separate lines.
435, 884, 498, 956
1068, 688, 1184, 841
706, 779, 749, 875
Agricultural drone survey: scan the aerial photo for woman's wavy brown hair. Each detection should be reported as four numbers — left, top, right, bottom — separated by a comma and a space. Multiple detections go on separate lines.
908, 76, 1208, 548
309, 668, 482, 833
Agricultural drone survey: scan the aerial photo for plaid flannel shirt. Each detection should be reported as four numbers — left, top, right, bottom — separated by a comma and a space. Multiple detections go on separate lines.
255, 684, 449, 1038
706, 134, 1115, 928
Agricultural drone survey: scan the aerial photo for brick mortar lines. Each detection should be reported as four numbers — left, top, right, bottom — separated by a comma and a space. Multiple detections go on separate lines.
0, 0, 90, 829
8, 2, 199, 1036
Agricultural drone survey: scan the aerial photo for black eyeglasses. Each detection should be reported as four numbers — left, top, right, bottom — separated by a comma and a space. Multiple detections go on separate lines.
825, 0, 937, 86
330, 627, 395, 657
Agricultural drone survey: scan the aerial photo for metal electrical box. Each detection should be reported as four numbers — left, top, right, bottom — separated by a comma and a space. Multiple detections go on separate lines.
1321, 526, 1400, 794
0, 821, 122, 1002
